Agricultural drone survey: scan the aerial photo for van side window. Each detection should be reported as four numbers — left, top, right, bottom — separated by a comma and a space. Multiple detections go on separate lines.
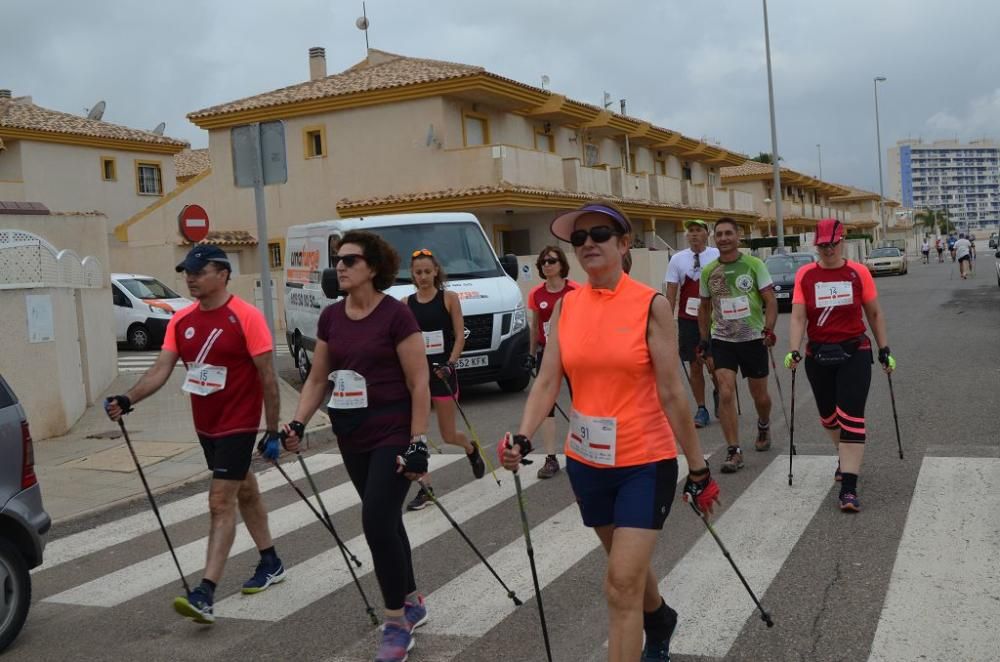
328, 234, 341, 267
112, 285, 131, 307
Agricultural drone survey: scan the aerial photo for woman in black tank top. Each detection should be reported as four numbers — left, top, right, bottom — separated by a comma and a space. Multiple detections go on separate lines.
403, 249, 486, 508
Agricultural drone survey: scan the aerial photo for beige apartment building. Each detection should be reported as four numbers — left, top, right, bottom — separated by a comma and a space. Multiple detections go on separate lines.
113, 48, 765, 316
0, 92, 188, 224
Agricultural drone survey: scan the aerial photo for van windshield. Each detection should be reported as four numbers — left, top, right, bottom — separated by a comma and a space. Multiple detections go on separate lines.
371, 222, 503, 284
119, 278, 181, 300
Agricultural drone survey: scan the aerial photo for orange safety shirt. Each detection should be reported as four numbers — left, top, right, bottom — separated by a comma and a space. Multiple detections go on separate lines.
558, 274, 677, 468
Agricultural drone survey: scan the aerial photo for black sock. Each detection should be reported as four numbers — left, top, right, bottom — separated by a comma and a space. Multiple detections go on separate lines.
259, 546, 278, 563
547, 454, 557, 461
643, 599, 678, 643
199, 578, 217, 599
840, 472, 858, 494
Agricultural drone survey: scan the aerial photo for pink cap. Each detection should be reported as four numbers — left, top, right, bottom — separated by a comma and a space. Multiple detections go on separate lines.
814, 218, 844, 245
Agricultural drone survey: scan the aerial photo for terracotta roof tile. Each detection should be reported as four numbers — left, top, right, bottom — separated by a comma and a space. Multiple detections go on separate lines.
180, 230, 257, 246
721, 160, 795, 179
189, 50, 483, 120
0, 97, 188, 148
174, 148, 211, 179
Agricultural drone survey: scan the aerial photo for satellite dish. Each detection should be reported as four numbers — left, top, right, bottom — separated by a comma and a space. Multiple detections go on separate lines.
86, 100, 106, 121
356, 16, 369, 30
151, 122, 166, 136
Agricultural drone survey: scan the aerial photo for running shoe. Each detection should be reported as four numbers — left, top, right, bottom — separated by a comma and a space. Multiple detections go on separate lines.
404, 594, 429, 630
641, 638, 672, 661
467, 442, 486, 479
720, 446, 744, 473
375, 621, 414, 662
406, 487, 432, 511
241, 556, 286, 594
834, 462, 843, 482
173, 586, 215, 624
712, 389, 720, 419
755, 424, 771, 452
839, 492, 861, 512
693, 406, 710, 429
537, 455, 560, 479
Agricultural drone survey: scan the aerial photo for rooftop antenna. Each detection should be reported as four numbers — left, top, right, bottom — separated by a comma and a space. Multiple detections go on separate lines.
356, 2, 370, 52
151, 122, 166, 136
603, 91, 613, 110
86, 100, 106, 121
541, 75, 550, 91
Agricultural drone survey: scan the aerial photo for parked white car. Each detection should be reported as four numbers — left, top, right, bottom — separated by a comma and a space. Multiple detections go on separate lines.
111, 273, 192, 350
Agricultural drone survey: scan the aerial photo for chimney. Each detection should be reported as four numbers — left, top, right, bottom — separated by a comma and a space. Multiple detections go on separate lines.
0, 89, 11, 99
309, 47, 327, 81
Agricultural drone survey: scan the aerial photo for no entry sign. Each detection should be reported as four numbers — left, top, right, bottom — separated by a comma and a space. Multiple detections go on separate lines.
178, 204, 209, 243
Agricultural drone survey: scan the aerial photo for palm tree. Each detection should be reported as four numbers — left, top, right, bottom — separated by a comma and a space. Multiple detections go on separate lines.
914, 208, 952, 235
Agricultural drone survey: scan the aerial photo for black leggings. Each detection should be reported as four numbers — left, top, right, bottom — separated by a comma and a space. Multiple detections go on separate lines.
804, 349, 872, 443
342, 445, 416, 610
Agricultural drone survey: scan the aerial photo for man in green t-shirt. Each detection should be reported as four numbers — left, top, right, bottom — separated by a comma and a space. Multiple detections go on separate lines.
697, 218, 778, 473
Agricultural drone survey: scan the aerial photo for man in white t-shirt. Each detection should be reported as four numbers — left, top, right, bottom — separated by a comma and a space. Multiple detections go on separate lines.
663, 219, 721, 428
954, 233, 973, 279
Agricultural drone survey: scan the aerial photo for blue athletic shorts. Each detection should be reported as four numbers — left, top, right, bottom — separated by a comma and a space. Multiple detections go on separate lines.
566, 457, 678, 529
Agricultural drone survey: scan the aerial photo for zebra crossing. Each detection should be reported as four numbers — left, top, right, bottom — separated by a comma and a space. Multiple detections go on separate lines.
21, 448, 999, 662
117, 344, 290, 373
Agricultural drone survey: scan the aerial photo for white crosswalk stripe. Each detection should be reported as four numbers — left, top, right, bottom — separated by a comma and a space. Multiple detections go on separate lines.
31, 451, 996, 661
117, 345, 290, 373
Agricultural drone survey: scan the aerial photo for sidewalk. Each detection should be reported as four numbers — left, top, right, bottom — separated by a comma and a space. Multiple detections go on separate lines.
34, 369, 334, 524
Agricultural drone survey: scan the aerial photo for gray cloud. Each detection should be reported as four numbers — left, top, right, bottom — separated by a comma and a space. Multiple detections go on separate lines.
4, 0, 998, 194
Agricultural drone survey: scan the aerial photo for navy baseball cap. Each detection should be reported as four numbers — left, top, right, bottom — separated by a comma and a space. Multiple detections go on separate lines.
176, 244, 230, 273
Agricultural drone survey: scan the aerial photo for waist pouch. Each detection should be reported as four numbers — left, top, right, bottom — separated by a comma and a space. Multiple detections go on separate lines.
327, 400, 409, 438
809, 336, 865, 367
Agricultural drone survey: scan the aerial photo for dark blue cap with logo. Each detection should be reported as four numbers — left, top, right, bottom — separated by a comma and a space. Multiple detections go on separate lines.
175, 244, 231, 273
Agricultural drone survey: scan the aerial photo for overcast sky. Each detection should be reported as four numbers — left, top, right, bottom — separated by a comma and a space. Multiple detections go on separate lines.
5, 0, 998, 194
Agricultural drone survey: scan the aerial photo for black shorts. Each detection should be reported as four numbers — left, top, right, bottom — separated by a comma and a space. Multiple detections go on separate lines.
958, 255, 971, 263
711, 339, 769, 379
199, 433, 257, 480
677, 318, 702, 363
429, 363, 459, 400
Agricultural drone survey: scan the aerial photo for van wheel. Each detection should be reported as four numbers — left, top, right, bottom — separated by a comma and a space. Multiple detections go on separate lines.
497, 374, 530, 393
127, 324, 151, 351
296, 343, 312, 383
0, 537, 31, 653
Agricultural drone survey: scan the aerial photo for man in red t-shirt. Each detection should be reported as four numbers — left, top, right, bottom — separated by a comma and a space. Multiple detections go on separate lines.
105, 245, 283, 625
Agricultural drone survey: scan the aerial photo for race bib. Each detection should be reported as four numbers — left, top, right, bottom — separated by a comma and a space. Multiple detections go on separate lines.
182, 363, 227, 397
814, 281, 853, 308
542, 320, 552, 340
422, 330, 445, 355
567, 409, 617, 466
720, 296, 751, 320
684, 297, 701, 317
327, 370, 368, 409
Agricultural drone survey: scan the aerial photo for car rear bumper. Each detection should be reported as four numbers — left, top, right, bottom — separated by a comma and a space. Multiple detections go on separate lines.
1, 484, 50, 569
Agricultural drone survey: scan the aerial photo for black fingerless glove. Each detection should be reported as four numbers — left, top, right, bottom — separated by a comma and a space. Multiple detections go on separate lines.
400, 437, 430, 474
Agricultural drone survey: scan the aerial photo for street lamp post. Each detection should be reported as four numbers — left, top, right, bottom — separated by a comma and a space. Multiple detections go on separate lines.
817, 144, 823, 179
762, 0, 785, 252
873, 76, 888, 245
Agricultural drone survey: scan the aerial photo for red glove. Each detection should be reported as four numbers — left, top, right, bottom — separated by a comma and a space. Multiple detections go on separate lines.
683, 471, 720, 515
498, 433, 533, 469
762, 328, 777, 347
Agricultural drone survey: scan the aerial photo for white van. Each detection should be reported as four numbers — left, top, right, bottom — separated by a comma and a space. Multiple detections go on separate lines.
111, 273, 191, 350
284, 213, 530, 391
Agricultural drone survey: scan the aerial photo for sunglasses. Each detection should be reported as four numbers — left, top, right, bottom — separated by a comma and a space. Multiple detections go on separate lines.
540, 257, 560, 266
411, 248, 433, 257
817, 241, 842, 250
333, 253, 366, 268
569, 226, 620, 248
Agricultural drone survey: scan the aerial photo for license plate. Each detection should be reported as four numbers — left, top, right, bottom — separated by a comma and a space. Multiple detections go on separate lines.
455, 355, 488, 369
775, 292, 790, 299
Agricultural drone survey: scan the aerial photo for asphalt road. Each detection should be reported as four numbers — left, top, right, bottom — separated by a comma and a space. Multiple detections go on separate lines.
11, 254, 999, 662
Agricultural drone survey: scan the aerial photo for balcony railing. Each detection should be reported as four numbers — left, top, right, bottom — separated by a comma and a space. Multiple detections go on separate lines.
649, 175, 683, 204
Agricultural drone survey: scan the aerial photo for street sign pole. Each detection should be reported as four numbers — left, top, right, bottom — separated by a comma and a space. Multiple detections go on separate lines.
249, 124, 277, 360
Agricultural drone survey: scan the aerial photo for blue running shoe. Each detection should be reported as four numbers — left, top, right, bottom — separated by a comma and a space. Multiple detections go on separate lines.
641, 638, 671, 661
693, 406, 710, 429
173, 586, 215, 624
375, 622, 414, 662
839, 492, 860, 512
242, 556, 286, 594
404, 594, 428, 630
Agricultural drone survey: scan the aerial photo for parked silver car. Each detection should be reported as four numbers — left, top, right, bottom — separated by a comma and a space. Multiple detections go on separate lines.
0, 375, 50, 652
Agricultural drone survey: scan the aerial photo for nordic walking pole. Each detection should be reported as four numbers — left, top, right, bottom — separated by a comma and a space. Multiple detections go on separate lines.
788, 368, 797, 486
117, 418, 191, 595
294, 447, 379, 625
767, 348, 791, 438
270, 460, 362, 567
530, 364, 569, 423
513, 469, 554, 662
886, 373, 904, 460
433, 364, 501, 486
416, 479, 522, 607
688, 501, 774, 628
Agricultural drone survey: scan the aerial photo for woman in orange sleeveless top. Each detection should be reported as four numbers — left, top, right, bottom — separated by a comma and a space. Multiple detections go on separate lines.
501, 201, 720, 662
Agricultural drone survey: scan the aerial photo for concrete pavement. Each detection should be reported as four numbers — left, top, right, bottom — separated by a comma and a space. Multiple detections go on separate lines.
33, 368, 333, 523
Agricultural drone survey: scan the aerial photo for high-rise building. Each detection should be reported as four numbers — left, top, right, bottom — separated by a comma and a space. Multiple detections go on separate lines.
888, 139, 1000, 231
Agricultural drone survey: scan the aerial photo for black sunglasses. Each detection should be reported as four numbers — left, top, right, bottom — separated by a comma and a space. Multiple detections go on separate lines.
540, 257, 560, 266
569, 226, 620, 247
333, 253, 366, 268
